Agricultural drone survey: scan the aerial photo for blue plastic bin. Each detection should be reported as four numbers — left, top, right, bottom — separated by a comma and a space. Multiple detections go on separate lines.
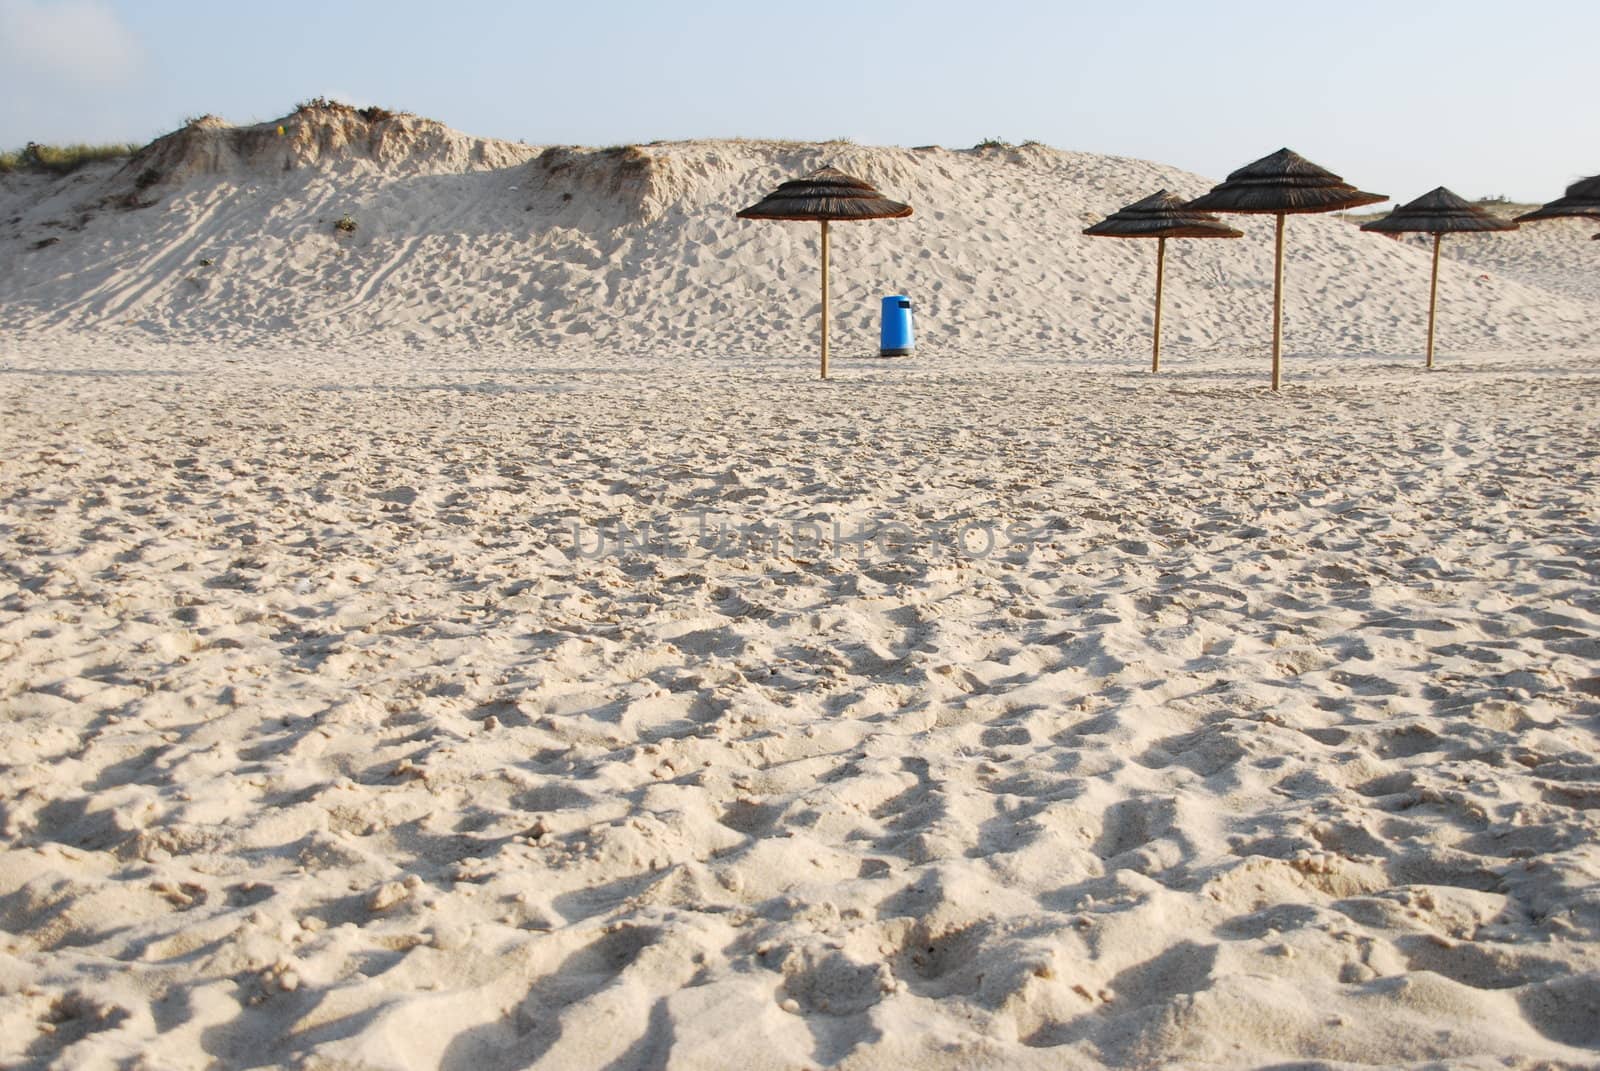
880, 295, 914, 357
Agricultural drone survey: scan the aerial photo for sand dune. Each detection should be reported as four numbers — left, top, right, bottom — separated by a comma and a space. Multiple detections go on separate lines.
2, 106, 1598, 1070
3, 107, 1595, 361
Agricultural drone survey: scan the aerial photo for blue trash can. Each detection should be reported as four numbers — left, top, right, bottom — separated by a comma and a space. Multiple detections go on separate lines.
880, 295, 914, 357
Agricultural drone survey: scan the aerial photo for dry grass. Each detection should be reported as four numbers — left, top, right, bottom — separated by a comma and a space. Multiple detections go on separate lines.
294, 98, 400, 123
0, 142, 140, 175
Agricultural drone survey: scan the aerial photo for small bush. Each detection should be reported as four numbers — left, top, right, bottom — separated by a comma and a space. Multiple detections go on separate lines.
334, 215, 357, 234
602, 145, 650, 173
973, 137, 1011, 150
0, 142, 141, 175
295, 98, 398, 123
295, 96, 350, 114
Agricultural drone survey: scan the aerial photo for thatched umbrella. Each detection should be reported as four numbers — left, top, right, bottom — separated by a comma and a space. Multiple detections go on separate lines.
1084, 191, 1242, 372
1360, 188, 1516, 369
1186, 148, 1385, 390
737, 167, 912, 379
1515, 174, 1600, 225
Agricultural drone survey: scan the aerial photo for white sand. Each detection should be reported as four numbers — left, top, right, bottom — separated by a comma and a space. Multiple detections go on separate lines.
2, 110, 1598, 1070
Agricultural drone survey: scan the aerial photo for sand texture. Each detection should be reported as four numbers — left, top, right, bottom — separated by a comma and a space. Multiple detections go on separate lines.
1, 109, 1598, 1070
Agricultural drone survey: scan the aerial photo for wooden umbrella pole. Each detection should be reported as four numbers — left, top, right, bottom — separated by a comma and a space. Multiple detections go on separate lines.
1426, 232, 1441, 369
1271, 213, 1285, 391
1152, 236, 1166, 373
820, 220, 830, 380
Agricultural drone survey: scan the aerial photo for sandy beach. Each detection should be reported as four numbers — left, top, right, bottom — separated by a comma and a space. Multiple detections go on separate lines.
2, 109, 1598, 1070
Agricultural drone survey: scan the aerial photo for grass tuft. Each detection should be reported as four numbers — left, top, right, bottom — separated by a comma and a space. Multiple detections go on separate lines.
294, 98, 399, 123
604, 144, 650, 166
0, 142, 141, 175
295, 96, 349, 114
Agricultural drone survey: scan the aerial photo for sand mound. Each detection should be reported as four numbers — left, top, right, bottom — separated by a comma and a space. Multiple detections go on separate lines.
1432, 217, 1600, 305
1, 120, 1595, 357
124, 102, 536, 186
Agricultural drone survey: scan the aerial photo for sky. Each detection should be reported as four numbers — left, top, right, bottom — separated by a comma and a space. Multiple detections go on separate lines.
0, 0, 1594, 203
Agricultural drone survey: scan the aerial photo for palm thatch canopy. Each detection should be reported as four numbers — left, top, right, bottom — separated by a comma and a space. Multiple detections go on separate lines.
737, 167, 912, 222
1359, 188, 1517, 369
1082, 192, 1240, 374
735, 165, 912, 380
1083, 190, 1243, 239
1186, 148, 1385, 214
1515, 174, 1600, 222
1186, 149, 1382, 390
1361, 187, 1518, 235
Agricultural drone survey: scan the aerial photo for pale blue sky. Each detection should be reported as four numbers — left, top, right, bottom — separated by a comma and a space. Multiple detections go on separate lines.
1, 0, 1593, 202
